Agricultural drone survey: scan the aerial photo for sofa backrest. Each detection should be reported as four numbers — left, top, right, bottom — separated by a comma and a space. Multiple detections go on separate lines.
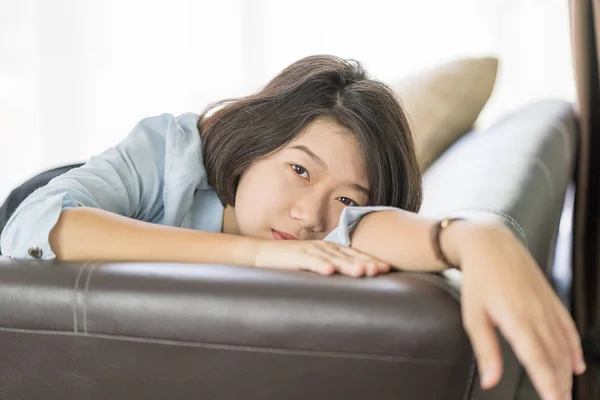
421, 100, 578, 276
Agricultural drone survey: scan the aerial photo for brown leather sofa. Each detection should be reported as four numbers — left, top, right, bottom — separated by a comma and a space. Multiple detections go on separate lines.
0, 100, 578, 399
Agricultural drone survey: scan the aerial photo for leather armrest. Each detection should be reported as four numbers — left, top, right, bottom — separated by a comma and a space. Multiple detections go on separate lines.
0, 258, 475, 400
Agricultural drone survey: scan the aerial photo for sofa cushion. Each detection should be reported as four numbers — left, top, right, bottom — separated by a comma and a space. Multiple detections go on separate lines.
393, 57, 498, 170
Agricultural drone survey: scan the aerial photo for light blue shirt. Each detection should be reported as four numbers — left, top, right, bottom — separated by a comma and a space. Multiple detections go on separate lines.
0, 113, 395, 260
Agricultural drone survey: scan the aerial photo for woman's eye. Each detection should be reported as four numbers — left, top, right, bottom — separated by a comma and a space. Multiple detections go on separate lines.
337, 197, 357, 206
291, 164, 310, 179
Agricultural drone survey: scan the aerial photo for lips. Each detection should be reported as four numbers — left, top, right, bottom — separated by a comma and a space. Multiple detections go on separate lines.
272, 229, 298, 240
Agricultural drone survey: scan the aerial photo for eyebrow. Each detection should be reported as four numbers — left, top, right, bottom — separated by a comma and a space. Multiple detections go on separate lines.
289, 145, 371, 197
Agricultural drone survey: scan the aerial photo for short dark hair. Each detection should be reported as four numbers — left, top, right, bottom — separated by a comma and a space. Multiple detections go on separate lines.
198, 54, 422, 212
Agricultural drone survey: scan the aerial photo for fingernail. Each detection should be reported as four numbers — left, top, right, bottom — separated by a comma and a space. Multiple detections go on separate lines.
480, 369, 494, 389
578, 360, 587, 374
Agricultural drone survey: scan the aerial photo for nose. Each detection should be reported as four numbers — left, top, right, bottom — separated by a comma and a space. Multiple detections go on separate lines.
290, 193, 326, 233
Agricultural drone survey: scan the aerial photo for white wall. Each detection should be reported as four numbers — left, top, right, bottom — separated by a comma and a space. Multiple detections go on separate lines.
0, 0, 574, 202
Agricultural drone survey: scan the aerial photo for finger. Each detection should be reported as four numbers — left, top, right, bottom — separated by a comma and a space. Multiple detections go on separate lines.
358, 261, 377, 277
551, 295, 586, 374
295, 254, 336, 276
502, 321, 565, 400
312, 263, 336, 276
338, 245, 386, 264
537, 305, 573, 395
314, 245, 367, 277
462, 303, 503, 389
339, 246, 391, 274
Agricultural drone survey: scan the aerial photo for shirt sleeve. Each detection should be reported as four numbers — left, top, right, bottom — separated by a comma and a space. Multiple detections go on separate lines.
324, 205, 528, 248
0, 114, 175, 260
323, 206, 399, 246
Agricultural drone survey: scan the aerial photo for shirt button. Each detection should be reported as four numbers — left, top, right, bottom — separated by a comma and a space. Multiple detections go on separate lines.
28, 246, 43, 259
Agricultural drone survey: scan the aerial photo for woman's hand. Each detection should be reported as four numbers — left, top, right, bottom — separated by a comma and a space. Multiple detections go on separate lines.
254, 239, 391, 277
455, 223, 585, 400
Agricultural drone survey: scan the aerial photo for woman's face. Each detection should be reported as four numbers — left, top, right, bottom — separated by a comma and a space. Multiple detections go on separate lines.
232, 118, 370, 240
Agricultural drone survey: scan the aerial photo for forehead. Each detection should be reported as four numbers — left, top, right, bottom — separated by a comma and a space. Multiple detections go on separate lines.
289, 118, 368, 185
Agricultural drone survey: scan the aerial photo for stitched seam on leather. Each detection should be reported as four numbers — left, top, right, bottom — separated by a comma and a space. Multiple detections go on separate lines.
438, 207, 528, 248
73, 262, 91, 334
462, 354, 478, 400
532, 157, 554, 200
0, 326, 461, 365
82, 262, 98, 335
553, 118, 573, 161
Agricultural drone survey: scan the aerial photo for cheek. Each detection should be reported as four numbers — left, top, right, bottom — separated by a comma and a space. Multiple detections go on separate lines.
238, 167, 288, 206
234, 163, 293, 232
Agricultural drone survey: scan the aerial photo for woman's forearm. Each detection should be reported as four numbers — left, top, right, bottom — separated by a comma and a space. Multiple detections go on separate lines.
350, 209, 478, 272
49, 207, 258, 265
49, 207, 490, 272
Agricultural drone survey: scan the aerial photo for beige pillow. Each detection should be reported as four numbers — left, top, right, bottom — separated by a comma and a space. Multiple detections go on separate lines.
393, 57, 499, 171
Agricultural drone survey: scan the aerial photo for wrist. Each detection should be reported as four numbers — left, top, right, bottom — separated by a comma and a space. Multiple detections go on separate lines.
439, 220, 477, 269
249, 236, 283, 268
443, 221, 509, 270
233, 235, 265, 267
